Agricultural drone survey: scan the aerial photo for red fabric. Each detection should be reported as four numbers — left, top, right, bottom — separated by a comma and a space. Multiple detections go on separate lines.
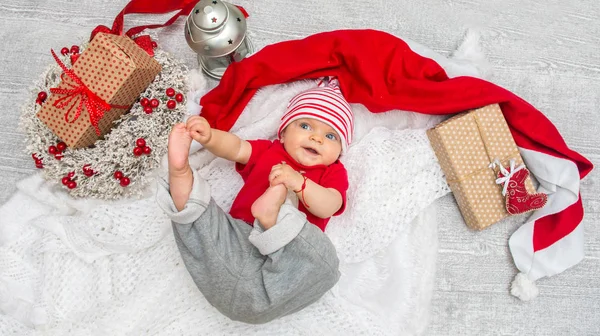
200, 29, 593, 252
502, 168, 547, 215
90, 0, 197, 41
235, 5, 249, 18
230, 140, 348, 231
533, 197, 584, 252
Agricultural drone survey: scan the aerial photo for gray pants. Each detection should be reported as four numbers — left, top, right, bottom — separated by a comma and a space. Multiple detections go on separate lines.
156, 170, 340, 324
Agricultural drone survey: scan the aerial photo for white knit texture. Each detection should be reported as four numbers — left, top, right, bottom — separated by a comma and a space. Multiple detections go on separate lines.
0, 83, 449, 334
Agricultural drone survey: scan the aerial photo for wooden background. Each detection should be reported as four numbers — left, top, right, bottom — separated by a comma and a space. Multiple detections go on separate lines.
0, 0, 598, 334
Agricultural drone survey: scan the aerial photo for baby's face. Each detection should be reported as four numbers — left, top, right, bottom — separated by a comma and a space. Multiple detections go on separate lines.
280, 118, 342, 166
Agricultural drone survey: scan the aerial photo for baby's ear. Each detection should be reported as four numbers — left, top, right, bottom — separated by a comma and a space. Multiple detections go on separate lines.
279, 128, 286, 143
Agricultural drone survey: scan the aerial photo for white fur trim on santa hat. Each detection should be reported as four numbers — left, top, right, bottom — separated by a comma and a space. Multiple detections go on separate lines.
449, 29, 491, 79
402, 29, 490, 80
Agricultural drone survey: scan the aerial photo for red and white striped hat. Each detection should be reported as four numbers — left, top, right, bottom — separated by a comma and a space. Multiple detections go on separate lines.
278, 77, 354, 154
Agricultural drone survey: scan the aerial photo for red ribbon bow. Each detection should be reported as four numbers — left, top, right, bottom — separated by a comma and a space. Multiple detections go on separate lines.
89, 0, 200, 56
49, 49, 126, 136
91, 26, 155, 56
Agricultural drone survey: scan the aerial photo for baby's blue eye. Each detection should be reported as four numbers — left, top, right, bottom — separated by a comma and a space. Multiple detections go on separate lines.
326, 133, 337, 140
300, 123, 310, 130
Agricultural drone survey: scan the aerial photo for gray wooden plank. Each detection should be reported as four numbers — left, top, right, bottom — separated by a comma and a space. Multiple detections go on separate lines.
1, 0, 599, 334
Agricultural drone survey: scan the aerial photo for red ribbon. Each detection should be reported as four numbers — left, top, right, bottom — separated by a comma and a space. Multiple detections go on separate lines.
235, 5, 249, 18
49, 49, 127, 136
90, 0, 199, 56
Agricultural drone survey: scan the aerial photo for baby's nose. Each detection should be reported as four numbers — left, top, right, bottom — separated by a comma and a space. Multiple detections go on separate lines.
310, 133, 323, 143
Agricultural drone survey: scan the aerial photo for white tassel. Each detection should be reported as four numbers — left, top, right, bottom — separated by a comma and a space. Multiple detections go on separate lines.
510, 272, 539, 301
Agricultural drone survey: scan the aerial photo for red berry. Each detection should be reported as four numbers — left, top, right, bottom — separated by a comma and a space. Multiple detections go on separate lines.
67, 171, 75, 178
143, 146, 151, 155
167, 100, 176, 109
70, 53, 79, 64
56, 142, 67, 152
150, 98, 159, 108
62, 177, 71, 185
133, 147, 143, 156
67, 181, 77, 189
48, 145, 58, 154
175, 93, 184, 103
166, 88, 176, 97
143, 106, 152, 114
70, 45, 80, 54
36, 164, 44, 169
37, 91, 48, 102
31, 153, 38, 160
61, 47, 70, 55
120, 177, 131, 187
151, 41, 158, 48
136, 138, 146, 148
35, 158, 43, 165
83, 165, 94, 177
114, 171, 124, 180
54, 154, 63, 160
140, 98, 150, 107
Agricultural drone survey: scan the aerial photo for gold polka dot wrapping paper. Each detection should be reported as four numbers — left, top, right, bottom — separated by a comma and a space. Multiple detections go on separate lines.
427, 104, 535, 230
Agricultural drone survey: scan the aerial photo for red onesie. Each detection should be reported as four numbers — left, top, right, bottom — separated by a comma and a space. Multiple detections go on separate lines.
229, 139, 348, 231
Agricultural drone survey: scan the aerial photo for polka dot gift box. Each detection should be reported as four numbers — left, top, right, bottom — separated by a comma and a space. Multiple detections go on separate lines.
37, 32, 162, 148
427, 104, 536, 230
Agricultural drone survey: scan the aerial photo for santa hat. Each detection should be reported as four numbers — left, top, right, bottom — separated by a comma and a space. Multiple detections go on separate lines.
278, 77, 354, 154
200, 29, 593, 300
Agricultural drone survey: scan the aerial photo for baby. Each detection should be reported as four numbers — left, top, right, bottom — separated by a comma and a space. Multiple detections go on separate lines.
157, 78, 353, 324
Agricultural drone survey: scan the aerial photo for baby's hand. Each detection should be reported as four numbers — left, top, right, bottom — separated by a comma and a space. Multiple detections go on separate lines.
168, 123, 193, 176
269, 162, 304, 191
186, 116, 212, 145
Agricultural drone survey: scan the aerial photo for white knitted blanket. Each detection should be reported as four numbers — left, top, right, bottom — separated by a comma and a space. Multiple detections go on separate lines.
0, 33, 485, 335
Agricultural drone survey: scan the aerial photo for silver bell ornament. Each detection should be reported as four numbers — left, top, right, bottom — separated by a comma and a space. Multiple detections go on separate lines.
185, 0, 254, 79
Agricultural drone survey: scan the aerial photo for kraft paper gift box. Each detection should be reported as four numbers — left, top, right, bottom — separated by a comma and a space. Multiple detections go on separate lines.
37, 32, 161, 148
426, 104, 536, 230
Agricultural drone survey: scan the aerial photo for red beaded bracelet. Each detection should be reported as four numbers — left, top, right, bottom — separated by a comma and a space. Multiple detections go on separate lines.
294, 175, 310, 208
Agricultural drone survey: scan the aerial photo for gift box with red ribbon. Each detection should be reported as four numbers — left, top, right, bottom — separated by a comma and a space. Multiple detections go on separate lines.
37, 32, 161, 148
427, 104, 541, 230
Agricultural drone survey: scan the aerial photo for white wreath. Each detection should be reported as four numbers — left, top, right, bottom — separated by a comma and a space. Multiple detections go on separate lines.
19, 41, 188, 200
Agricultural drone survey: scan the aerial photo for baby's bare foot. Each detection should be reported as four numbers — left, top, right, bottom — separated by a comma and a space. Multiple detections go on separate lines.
168, 123, 193, 175
251, 184, 287, 230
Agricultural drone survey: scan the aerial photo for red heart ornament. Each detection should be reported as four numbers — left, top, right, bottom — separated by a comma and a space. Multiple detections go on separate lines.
500, 168, 548, 215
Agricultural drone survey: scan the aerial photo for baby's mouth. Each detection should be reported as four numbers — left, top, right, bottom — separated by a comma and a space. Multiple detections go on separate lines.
303, 147, 319, 155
